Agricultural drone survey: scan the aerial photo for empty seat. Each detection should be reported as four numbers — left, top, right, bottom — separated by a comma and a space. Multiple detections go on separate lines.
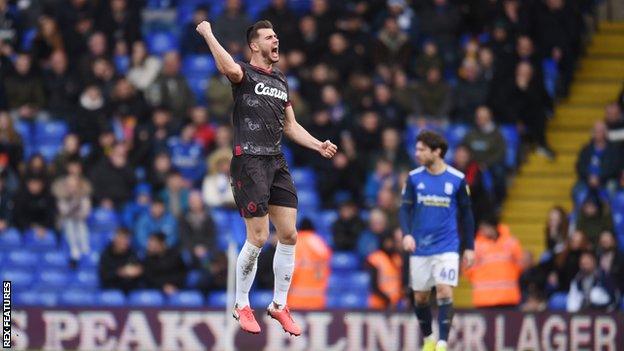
2, 268, 35, 290
348, 271, 371, 291
290, 168, 316, 188
207, 291, 228, 308
146, 31, 179, 55
14, 291, 58, 307
328, 292, 368, 309
548, 292, 568, 311
182, 55, 215, 76
187, 77, 209, 105
98, 290, 126, 306
298, 189, 320, 210
445, 124, 470, 149
37, 269, 71, 290
41, 251, 69, 268
169, 290, 204, 307
72, 269, 99, 289
23, 229, 57, 249
37, 143, 62, 162
250, 290, 273, 308
186, 270, 203, 289
331, 252, 360, 271
329, 271, 370, 293
60, 289, 96, 306
88, 207, 120, 234
0, 228, 22, 248
129, 290, 165, 306
7, 249, 38, 268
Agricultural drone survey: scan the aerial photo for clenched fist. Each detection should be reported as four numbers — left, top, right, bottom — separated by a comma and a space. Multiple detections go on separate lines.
319, 140, 338, 159
196, 21, 213, 37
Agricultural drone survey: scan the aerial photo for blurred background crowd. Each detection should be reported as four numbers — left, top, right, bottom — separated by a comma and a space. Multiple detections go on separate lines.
0, 0, 623, 311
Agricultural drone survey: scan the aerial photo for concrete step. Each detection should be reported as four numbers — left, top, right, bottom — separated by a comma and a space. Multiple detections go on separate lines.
567, 81, 622, 104
599, 21, 624, 33
587, 34, 624, 56
576, 59, 624, 80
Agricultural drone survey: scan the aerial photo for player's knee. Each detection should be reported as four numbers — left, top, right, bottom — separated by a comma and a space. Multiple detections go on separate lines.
436, 286, 453, 300
413, 292, 430, 305
278, 229, 297, 245
247, 227, 269, 247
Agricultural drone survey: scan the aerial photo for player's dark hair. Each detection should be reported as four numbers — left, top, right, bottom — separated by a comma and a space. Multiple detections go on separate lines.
417, 130, 448, 158
246, 20, 274, 47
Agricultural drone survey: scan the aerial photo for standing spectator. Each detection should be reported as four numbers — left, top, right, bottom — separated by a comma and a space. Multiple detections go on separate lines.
451, 145, 492, 225
452, 60, 488, 123
99, 228, 143, 293
596, 231, 624, 292
159, 171, 190, 218
357, 208, 391, 259
575, 121, 622, 190
44, 50, 80, 118
0, 111, 23, 171
127, 41, 161, 93
178, 191, 216, 267
13, 176, 55, 232
134, 198, 178, 252
566, 251, 618, 312
53, 174, 92, 264
4, 53, 46, 122
142, 232, 187, 295
545, 206, 569, 255
466, 217, 523, 308
576, 194, 613, 247
323, 32, 357, 80
90, 142, 136, 208
189, 106, 216, 150
332, 200, 366, 251
414, 67, 452, 122
373, 16, 411, 69
96, 0, 141, 50
288, 219, 332, 310
168, 124, 205, 186
366, 232, 403, 310
202, 148, 236, 208
212, 0, 251, 55
146, 51, 194, 122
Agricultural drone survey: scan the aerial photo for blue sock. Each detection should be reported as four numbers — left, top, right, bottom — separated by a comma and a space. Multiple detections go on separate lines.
437, 298, 454, 342
414, 303, 432, 338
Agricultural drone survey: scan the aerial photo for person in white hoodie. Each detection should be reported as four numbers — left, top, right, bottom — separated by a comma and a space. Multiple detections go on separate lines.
202, 148, 236, 208
53, 173, 92, 265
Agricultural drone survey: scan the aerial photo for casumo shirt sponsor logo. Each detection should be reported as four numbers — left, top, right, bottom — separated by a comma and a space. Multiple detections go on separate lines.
254, 83, 288, 102
417, 193, 451, 207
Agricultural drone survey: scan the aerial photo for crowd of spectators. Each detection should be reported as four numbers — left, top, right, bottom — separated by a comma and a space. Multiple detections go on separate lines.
0, 0, 611, 310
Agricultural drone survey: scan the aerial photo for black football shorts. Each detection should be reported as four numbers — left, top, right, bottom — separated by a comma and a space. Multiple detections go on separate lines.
230, 153, 298, 218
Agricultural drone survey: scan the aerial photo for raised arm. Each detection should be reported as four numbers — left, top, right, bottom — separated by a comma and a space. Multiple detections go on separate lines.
196, 21, 244, 84
284, 105, 337, 158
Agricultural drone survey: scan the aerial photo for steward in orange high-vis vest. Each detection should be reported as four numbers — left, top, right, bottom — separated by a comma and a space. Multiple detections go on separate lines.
288, 219, 332, 310
465, 217, 524, 308
366, 233, 403, 309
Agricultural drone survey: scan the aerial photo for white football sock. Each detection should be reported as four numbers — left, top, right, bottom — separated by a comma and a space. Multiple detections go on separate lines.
272, 241, 295, 308
235, 241, 261, 307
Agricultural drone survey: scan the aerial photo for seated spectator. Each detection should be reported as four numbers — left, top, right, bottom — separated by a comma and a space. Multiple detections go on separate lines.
567, 251, 618, 312
109, 77, 149, 130
44, 50, 79, 118
202, 148, 236, 208
147, 152, 173, 194
377, 187, 399, 230
23, 153, 50, 183
160, 171, 190, 218
392, 70, 419, 117
576, 193, 613, 247
414, 67, 452, 122
366, 232, 403, 310
0, 175, 12, 231
52, 173, 92, 264
553, 230, 591, 292
451, 145, 492, 225
357, 208, 391, 259
99, 228, 143, 293
419, 0, 461, 67
127, 41, 161, 93
364, 157, 396, 207
13, 176, 55, 232
545, 206, 569, 255
596, 231, 624, 293
576, 121, 622, 191
189, 106, 216, 151
289, 219, 332, 310
89, 142, 136, 208
145, 51, 194, 121
134, 199, 178, 252
178, 190, 216, 267
4, 53, 46, 122
206, 72, 235, 124
320, 85, 349, 125
518, 251, 548, 312
133, 107, 175, 167
168, 124, 205, 186
74, 85, 109, 147
0, 111, 23, 171
331, 200, 366, 251
452, 60, 488, 123
212, 0, 251, 55
51, 134, 82, 177
604, 103, 624, 142
121, 184, 152, 228
466, 217, 523, 308
372, 128, 412, 173
323, 32, 357, 80
413, 41, 443, 80
142, 232, 187, 295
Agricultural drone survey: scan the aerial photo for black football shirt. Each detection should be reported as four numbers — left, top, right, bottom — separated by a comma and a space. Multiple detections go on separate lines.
230, 61, 290, 156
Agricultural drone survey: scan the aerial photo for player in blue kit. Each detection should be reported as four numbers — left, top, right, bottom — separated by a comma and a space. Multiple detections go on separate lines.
399, 131, 476, 351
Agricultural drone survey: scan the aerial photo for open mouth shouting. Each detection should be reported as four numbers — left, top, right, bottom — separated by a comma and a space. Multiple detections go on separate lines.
270, 45, 279, 61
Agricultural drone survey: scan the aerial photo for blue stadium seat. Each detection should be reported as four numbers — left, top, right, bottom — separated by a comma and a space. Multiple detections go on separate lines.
37, 269, 71, 291
60, 289, 96, 306
187, 77, 209, 105
2, 268, 35, 291
542, 58, 558, 98
37, 143, 62, 162
291, 168, 316, 189
146, 31, 179, 55
129, 290, 165, 306
331, 252, 360, 271
23, 229, 57, 250
328, 292, 368, 309
14, 291, 58, 307
21, 27, 37, 51
7, 249, 38, 268
72, 269, 99, 289
250, 290, 273, 307
186, 270, 203, 289
611, 192, 624, 252
548, 292, 568, 311
298, 189, 320, 210
500, 124, 519, 169
0, 228, 22, 248
79, 252, 101, 268
169, 290, 205, 307
445, 124, 470, 148
207, 291, 228, 308
146, 0, 175, 8
41, 251, 69, 268
317, 210, 338, 239
348, 271, 371, 291
290, 0, 311, 14
182, 55, 215, 77
88, 207, 120, 234
115, 55, 130, 74
329, 271, 370, 293
97, 290, 126, 306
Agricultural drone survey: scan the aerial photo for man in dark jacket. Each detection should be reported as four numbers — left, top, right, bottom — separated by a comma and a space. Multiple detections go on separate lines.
576, 121, 622, 189
89, 142, 136, 208
3, 53, 46, 121
13, 176, 55, 231
142, 232, 187, 295
99, 228, 143, 293
178, 191, 216, 267
332, 201, 366, 251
